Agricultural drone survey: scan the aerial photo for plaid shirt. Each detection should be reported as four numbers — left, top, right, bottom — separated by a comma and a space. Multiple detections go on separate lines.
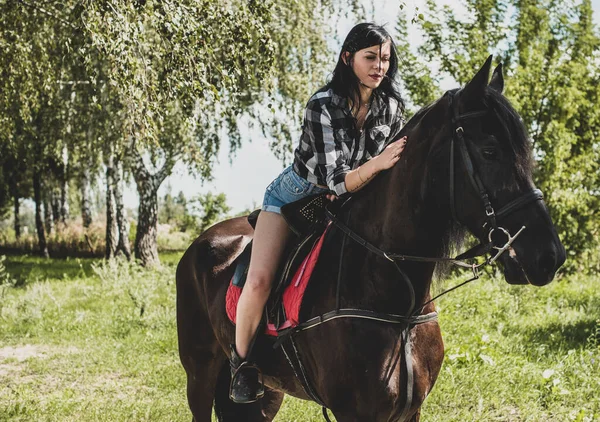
293, 87, 405, 195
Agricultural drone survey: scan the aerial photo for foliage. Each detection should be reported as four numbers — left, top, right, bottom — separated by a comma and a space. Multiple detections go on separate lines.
158, 189, 232, 234
0, 0, 361, 265
193, 192, 232, 232
0, 255, 15, 287
158, 189, 187, 228
396, 0, 600, 273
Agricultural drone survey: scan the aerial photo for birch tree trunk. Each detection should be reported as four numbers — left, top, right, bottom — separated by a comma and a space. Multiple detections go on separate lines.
33, 170, 49, 258
59, 138, 70, 224
13, 193, 20, 240
60, 176, 69, 223
51, 190, 60, 227
44, 193, 54, 235
10, 174, 21, 239
105, 149, 118, 259
134, 177, 160, 266
114, 158, 131, 260
81, 166, 93, 228
130, 142, 175, 267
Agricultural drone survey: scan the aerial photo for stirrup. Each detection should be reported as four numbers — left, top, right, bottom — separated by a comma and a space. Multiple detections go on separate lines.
229, 345, 265, 404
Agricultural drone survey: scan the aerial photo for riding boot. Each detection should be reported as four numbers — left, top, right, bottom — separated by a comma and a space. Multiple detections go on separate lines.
229, 344, 265, 404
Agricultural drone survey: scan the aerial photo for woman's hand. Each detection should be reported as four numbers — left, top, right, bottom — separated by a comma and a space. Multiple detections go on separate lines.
375, 136, 407, 171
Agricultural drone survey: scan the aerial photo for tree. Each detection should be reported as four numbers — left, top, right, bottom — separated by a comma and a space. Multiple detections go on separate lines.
193, 193, 232, 233
397, 0, 600, 272
80, 0, 353, 266
1, 0, 363, 265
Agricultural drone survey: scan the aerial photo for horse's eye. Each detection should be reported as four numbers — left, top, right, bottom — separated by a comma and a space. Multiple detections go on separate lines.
482, 148, 498, 160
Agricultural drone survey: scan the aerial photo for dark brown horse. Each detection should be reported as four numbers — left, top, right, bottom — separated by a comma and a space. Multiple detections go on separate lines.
176, 57, 566, 421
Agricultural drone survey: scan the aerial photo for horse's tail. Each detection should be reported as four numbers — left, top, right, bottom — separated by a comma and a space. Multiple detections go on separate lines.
214, 361, 267, 421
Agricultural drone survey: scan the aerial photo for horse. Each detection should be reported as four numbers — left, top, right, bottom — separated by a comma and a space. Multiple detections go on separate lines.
176, 56, 566, 422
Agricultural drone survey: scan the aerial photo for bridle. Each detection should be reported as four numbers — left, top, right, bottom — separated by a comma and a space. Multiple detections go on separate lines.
277, 89, 546, 421
447, 89, 543, 267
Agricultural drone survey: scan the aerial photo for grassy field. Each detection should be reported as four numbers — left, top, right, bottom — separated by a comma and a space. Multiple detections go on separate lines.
0, 253, 598, 421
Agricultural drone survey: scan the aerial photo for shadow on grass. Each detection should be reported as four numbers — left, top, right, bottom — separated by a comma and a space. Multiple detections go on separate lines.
160, 251, 185, 266
3, 255, 100, 286
2, 251, 185, 287
525, 317, 600, 351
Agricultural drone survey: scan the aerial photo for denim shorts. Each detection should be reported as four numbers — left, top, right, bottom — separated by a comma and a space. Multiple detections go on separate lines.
262, 166, 329, 214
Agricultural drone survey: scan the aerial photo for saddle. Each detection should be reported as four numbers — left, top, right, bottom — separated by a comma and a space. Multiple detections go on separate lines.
227, 193, 336, 336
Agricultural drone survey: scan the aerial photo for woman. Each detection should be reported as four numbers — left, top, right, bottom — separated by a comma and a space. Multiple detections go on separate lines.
230, 22, 408, 403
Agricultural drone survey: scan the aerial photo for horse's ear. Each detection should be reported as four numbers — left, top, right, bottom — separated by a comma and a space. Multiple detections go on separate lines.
489, 63, 504, 93
461, 55, 493, 102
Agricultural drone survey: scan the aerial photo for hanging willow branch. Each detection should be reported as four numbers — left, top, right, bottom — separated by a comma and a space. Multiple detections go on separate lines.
17, 0, 77, 29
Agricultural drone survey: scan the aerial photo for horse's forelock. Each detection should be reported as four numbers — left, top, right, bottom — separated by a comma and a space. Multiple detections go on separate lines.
483, 88, 533, 183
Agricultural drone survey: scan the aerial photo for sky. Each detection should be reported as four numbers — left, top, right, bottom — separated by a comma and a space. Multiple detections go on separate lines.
124, 0, 600, 214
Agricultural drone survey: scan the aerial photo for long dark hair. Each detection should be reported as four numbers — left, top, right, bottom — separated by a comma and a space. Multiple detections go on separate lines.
327, 23, 404, 112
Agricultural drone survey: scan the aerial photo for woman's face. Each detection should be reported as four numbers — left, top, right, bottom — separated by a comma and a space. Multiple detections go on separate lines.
345, 41, 392, 90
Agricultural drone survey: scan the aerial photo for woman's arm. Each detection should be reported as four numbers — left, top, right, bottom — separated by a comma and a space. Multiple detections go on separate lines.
344, 136, 407, 193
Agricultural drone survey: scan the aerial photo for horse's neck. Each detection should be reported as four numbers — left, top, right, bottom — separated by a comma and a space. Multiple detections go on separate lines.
341, 143, 450, 313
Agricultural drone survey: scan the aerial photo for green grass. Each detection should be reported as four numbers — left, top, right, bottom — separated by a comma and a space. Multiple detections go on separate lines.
0, 254, 598, 421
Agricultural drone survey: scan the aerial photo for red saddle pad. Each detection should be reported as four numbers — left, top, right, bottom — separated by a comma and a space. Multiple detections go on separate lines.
226, 224, 330, 336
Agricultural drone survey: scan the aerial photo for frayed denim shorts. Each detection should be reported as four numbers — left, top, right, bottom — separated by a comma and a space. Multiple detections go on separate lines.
262, 166, 329, 214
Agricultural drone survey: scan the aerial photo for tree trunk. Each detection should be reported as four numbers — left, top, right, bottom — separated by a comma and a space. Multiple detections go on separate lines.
105, 150, 118, 259
60, 177, 69, 223
81, 166, 93, 228
33, 171, 49, 258
13, 193, 20, 240
130, 141, 175, 267
114, 159, 131, 260
60, 146, 70, 223
134, 178, 160, 266
51, 189, 60, 227
44, 193, 54, 235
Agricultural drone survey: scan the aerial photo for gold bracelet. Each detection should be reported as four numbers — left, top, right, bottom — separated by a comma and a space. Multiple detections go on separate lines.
357, 166, 366, 183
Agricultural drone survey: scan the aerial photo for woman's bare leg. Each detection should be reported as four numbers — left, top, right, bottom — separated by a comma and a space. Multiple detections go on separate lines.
235, 211, 291, 358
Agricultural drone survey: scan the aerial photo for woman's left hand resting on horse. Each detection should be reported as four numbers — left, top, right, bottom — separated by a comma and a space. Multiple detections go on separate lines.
343, 136, 407, 193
